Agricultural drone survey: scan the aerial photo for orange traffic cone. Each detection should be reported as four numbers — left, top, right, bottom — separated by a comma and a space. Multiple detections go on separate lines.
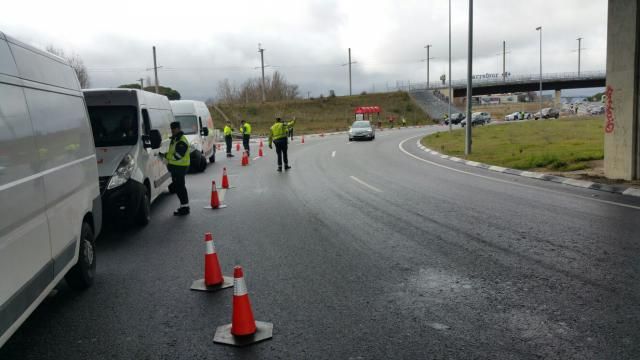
236, 143, 241, 152
301, 135, 305, 144
190, 233, 233, 291
213, 266, 273, 346
221, 167, 230, 189
259, 139, 263, 148
241, 151, 249, 166
205, 181, 227, 209
258, 147, 263, 157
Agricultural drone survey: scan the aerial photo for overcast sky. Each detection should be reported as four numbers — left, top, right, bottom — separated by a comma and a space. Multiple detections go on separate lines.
1, 0, 607, 99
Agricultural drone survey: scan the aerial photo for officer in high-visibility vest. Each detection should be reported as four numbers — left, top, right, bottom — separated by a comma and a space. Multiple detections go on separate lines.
223, 120, 234, 157
161, 121, 191, 216
268, 117, 295, 172
240, 119, 252, 156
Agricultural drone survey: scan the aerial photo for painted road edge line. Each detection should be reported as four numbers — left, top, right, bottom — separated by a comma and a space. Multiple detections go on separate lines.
349, 176, 383, 193
415, 139, 640, 199
332, 151, 336, 158
399, 136, 640, 210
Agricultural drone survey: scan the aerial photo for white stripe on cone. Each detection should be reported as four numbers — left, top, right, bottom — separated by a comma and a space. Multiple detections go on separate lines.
206, 240, 216, 255
234, 277, 248, 296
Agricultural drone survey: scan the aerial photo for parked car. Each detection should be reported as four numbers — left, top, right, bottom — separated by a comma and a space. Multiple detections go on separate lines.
461, 112, 491, 127
348, 120, 375, 141
170, 100, 216, 172
1, 31, 102, 348
444, 112, 465, 125
504, 112, 532, 121
589, 105, 605, 115
534, 108, 560, 119
84, 88, 171, 227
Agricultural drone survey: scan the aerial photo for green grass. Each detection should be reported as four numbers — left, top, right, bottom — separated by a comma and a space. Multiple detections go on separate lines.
422, 117, 604, 172
209, 92, 433, 136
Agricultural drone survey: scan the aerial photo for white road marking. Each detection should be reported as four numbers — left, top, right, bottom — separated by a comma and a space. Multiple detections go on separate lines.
398, 135, 640, 211
332, 151, 336, 158
253, 156, 260, 161
346, 142, 353, 145
350, 176, 383, 193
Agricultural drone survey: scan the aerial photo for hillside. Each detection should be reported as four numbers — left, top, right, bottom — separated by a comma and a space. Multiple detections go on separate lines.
209, 92, 433, 136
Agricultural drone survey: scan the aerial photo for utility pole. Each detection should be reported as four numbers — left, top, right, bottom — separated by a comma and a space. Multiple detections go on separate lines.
576, 37, 584, 77
536, 26, 543, 119
138, 78, 144, 90
465, 0, 473, 155
424, 44, 432, 89
258, 43, 266, 102
152, 46, 159, 94
342, 48, 357, 96
448, 0, 452, 132
502, 40, 506, 81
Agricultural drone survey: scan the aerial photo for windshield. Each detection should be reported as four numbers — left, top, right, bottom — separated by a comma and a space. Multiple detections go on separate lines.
352, 121, 371, 128
88, 105, 139, 147
174, 115, 199, 135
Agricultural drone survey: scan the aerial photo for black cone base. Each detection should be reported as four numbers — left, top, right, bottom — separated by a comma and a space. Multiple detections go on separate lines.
213, 321, 273, 347
190, 277, 233, 292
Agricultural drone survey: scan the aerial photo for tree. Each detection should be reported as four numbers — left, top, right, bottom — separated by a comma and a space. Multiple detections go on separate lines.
215, 71, 299, 104
118, 83, 142, 89
46, 46, 90, 88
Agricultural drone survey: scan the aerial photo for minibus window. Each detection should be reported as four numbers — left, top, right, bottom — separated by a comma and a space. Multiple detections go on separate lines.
87, 105, 139, 147
174, 115, 198, 135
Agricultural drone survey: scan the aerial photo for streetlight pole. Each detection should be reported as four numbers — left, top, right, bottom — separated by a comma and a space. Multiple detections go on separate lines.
152, 46, 159, 94
348, 48, 352, 96
425, 44, 432, 89
138, 78, 144, 90
577, 37, 583, 77
536, 26, 543, 118
465, 0, 473, 155
258, 43, 266, 102
448, 0, 452, 132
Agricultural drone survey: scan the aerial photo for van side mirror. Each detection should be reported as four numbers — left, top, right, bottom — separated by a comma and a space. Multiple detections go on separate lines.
201, 127, 209, 136
144, 129, 162, 149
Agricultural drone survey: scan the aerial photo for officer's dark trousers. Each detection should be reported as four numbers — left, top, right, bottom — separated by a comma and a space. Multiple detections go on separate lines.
168, 165, 189, 205
243, 134, 250, 154
274, 138, 288, 167
225, 135, 232, 154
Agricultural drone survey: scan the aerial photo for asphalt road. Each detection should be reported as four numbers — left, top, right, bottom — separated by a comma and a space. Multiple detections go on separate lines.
2, 126, 640, 360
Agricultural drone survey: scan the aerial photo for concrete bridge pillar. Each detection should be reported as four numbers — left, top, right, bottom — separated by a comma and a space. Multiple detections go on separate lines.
604, 0, 639, 180
554, 89, 562, 107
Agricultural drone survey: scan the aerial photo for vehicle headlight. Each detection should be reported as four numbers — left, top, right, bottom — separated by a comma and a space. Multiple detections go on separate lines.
107, 154, 135, 190
190, 141, 201, 152
349, 129, 354, 134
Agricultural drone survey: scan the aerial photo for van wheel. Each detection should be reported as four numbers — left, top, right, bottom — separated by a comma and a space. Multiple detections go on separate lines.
136, 188, 151, 226
65, 222, 96, 290
199, 156, 207, 172
209, 153, 216, 163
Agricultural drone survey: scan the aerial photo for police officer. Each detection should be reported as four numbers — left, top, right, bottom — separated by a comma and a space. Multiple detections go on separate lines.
161, 121, 190, 216
268, 117, 295, 172
223, 120, 234, 157
240, 119, 251, 156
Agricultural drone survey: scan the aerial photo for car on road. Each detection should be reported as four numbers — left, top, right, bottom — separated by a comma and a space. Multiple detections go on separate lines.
534, 108, 560, 120
589, 105, 605, 115
504, 111, 532, 121
348, 120, 375, 141
444, 112, 465, 125
1, 32, 102, 348
461, 112, 491, 127
170, 100, 216, 172
84, 88, 171, 227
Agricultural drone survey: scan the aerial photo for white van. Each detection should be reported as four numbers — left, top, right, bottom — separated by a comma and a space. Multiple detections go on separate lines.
0, 32, 101, 347
170, 100, 216, 172
83, 89, 172, 226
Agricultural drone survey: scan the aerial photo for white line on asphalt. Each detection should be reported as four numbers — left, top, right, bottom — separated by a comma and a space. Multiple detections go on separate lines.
347, 142, 352, 145
398, 135, 640, 211
350, 176, 383, 193
253, 156, 260, 161
332, 151, 336, 158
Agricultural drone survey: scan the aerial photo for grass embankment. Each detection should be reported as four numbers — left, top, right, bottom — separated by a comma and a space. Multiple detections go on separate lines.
422, 117, 604, 172
209, 92, 433, 136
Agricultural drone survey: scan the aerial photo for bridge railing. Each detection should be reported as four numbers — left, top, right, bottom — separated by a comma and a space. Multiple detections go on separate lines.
405, 71, 606, 91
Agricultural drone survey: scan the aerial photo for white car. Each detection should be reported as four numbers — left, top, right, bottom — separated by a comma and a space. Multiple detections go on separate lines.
1, 31, 102, 347
84, 89, 173, 227
348, 120, 375, 141
170, 100, 216, 172
504, 112, 532, 121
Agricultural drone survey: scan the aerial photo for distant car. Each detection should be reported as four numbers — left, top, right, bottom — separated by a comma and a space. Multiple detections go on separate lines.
589, 105, 605, 115
348, 120, 375, 141
461, 112, 491, 127
444, 112, 465, 125
504, 112, 532, 121
534, 108, 560, 119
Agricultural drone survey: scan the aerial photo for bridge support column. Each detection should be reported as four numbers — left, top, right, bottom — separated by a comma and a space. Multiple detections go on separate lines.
554, 89, 561, 107
604, 0, 639, 180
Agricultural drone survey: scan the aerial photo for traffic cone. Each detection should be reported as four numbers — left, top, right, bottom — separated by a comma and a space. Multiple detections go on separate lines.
259, 139, 263, 148
241, 151, 249, 166
221, 167, 230, 189
301, 135, 305, 144
190, 233, 233, 292
236, 143, 240, 152
205, 181, 227, 209
213, 266, 273, 346
258, 147, 263, 157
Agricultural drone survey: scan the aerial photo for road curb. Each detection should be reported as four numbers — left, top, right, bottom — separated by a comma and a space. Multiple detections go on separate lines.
416, 139, 640, 199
